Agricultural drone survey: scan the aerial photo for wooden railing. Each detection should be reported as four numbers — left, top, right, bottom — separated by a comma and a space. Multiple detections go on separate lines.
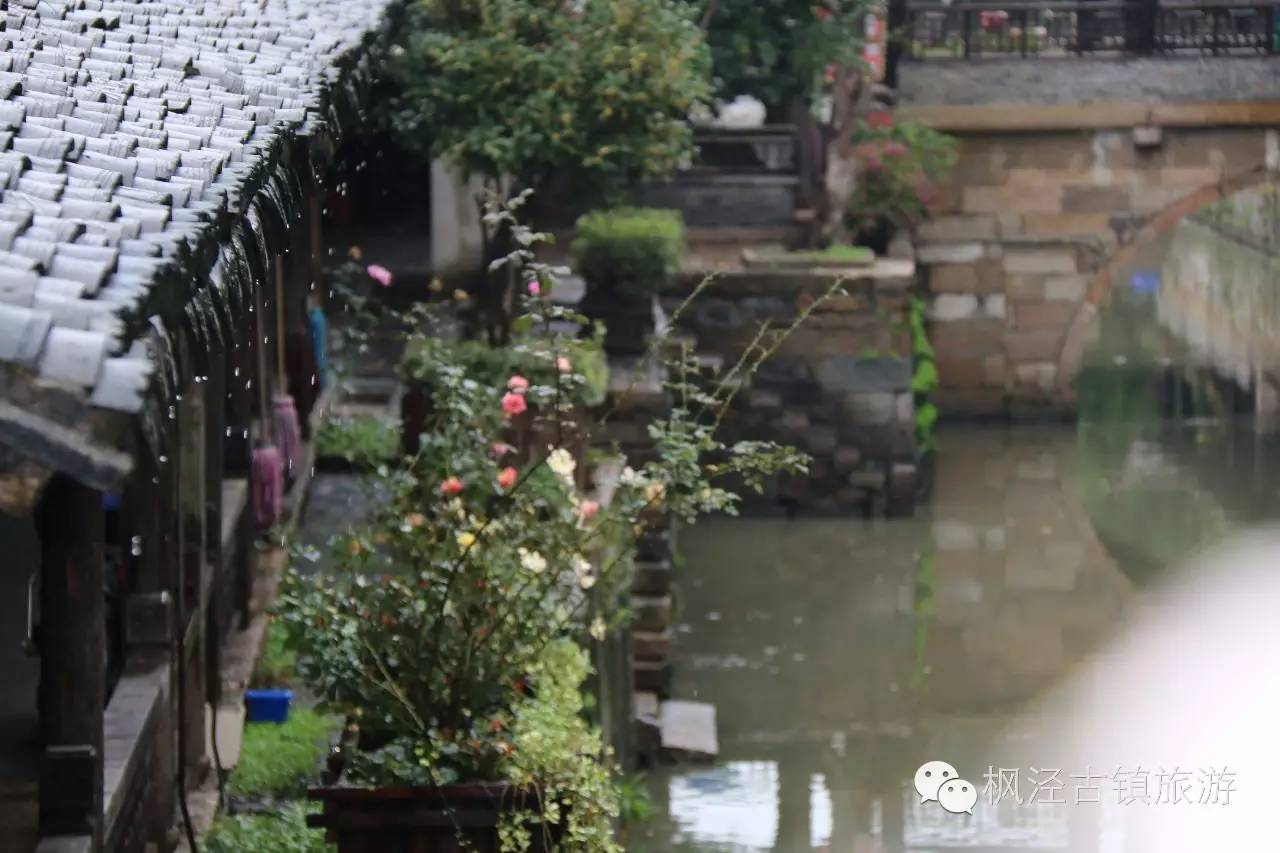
897, 1, 1278, 59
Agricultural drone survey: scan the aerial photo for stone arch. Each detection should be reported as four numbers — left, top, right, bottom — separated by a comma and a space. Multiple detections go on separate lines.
1054, 159, 1277, 394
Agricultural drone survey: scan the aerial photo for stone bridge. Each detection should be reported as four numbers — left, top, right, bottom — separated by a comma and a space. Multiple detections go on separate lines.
896, 55, 1280, 416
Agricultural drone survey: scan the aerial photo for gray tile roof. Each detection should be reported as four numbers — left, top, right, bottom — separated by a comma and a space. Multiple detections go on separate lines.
0, 0, 393, 500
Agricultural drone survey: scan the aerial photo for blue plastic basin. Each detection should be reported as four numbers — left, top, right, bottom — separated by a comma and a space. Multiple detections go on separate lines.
244, 689, 293, 723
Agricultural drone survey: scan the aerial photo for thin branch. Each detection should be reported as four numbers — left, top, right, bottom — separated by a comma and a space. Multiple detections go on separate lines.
699, 0, 720, 30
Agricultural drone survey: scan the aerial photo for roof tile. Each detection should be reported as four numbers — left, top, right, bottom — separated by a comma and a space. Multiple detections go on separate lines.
38, 326, 109, 386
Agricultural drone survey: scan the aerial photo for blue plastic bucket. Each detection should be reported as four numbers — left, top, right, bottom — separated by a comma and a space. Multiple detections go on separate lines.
244, 689, 293, 723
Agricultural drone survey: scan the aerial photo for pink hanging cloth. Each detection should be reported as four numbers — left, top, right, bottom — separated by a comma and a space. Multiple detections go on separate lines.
272, 394, 302, 478
251, 445, 284, 530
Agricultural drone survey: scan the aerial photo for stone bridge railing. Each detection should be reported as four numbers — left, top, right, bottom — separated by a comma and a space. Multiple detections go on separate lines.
888, 0, 1278, 82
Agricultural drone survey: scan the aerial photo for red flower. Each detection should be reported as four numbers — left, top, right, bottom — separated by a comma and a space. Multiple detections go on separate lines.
866, 111, 894, 129
497, 466, 518, 490
440, 476, 464, 495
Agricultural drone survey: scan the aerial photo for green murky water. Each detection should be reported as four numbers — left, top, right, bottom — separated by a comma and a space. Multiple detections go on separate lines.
632, 222, 1280, 851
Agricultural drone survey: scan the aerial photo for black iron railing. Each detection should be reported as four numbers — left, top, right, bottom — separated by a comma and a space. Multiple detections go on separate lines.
899, 1, 1279, 59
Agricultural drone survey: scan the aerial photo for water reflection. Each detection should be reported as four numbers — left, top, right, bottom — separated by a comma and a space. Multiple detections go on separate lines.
1157, 219, 1280, 387
636, 421, 1280, 852
634, 215, 1280, 851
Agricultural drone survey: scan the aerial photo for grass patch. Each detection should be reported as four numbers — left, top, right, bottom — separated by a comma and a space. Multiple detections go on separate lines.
251, 620, 297, 689
315, 415, 399, 468
744, 244, 875, 268
206, 802, 333, 853
796, 244, 875, 263
228, 708, 337, 800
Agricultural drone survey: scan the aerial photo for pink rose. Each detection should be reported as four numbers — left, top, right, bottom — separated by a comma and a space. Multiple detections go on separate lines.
577, 499, 599, 521
527, 278, 541, 296
507, 375, 530, 393
490, 441, 514, 458
440, 476, 464, 495
497, 467, 518, 490
556, 356, 572, 373
501, 392, 528, 417
367, 264, 393, 287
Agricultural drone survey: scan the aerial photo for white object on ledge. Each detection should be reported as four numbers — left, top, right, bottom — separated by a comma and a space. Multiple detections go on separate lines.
715, 95, 766, 129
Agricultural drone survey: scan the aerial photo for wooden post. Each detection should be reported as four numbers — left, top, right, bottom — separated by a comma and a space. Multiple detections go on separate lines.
224, 309, 255, 476
289, 198, 321, 429
202, 347, 228, 710
177, 376, 208, 774
119, 461, 177, 852
885, 0, 906, 89
775, 759, 811, 853
204, 346, 227, 569
37, 476, 105, 849
309, 189, 325, 310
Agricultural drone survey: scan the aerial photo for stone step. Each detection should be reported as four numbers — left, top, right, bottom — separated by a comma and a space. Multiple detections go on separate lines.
634, 691, 661, 760
600, 419, 653, 446
631, 594, 672, 633
632, 629, 673, 663
633, 659, 671, 696
659, 700, 718, 761
606, 358, 668, 413
692, 352, 724, 375
636, 531, 673, 563
632, 559, 672, 596
635, 690, 660, 719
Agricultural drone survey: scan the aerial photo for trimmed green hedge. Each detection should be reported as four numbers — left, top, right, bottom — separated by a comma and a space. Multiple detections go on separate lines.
572, 208, 685, 296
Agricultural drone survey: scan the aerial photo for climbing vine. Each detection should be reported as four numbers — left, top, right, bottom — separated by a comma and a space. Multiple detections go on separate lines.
909, 295, 938, 454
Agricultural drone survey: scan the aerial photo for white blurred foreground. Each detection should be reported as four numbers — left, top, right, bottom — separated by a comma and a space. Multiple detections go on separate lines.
1045, 528, 1280, 851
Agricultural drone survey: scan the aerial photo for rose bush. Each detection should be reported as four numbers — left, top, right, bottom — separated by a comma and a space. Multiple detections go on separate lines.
281, 195, 831, 850
845, 117, 958, 249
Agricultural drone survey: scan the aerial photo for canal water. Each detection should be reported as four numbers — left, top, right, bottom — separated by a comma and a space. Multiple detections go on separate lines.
633, 218, 1280, 851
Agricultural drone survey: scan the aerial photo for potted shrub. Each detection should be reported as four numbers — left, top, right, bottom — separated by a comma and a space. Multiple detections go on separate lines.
573, 208, 685, 355
280, 195, 818, 852
845, 116, 957, 254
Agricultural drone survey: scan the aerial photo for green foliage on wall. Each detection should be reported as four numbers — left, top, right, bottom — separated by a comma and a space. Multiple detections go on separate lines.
909, 296, 938, 453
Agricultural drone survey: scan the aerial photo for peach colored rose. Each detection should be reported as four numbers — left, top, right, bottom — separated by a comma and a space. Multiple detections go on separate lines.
501, 392, 527, 417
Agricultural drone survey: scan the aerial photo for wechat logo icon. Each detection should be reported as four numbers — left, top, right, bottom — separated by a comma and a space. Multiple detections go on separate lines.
915, 760, 977, 815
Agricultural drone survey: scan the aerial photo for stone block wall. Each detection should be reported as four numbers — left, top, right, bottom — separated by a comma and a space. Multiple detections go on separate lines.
636, 174, 799, 230
899, 57, 1280, 108
664, 264, 918, 514
912, 123, 1277, 416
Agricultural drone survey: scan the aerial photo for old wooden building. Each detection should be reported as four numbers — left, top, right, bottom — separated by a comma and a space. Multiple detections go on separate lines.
0, 0, 393, 850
